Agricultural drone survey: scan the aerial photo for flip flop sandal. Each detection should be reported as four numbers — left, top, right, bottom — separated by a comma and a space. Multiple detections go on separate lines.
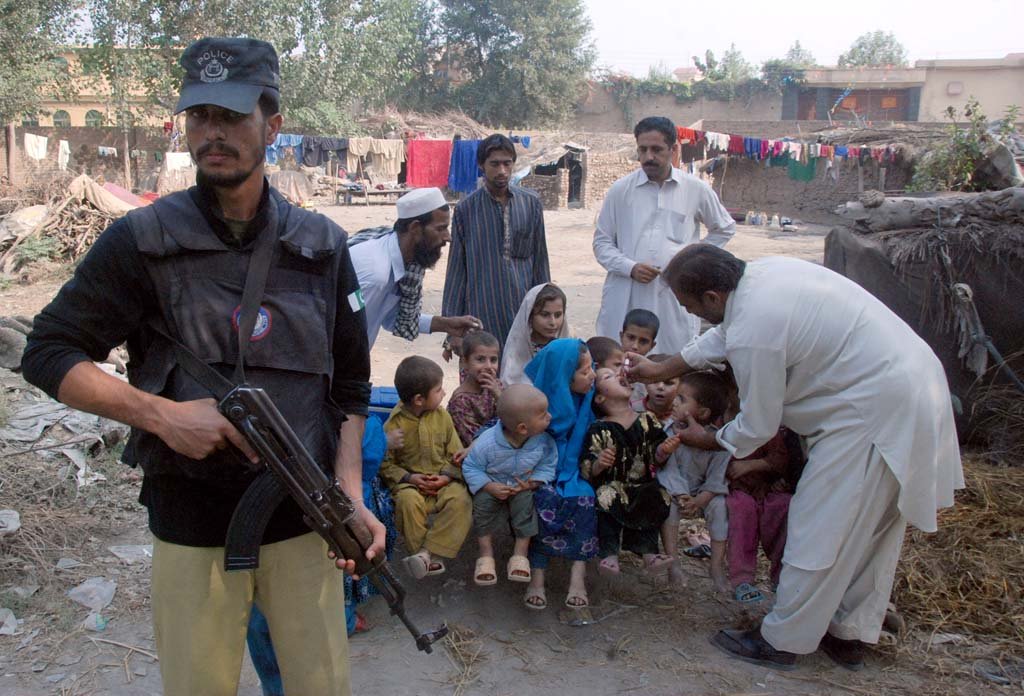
426, 558, 446, 576
734, 582, 765, 604
564, 591, 590, 609
597, 558, 621, 577
506, 555, 532, 583
402, 552, 431, 580
474, 556, 498, 586
644, 554, 674, 574
683, 543, 712, 559
524, 586, 547, 610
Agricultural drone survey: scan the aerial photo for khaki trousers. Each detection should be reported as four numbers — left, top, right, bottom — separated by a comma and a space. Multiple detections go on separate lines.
393, 482, 472, 558
152, 532, 349, 696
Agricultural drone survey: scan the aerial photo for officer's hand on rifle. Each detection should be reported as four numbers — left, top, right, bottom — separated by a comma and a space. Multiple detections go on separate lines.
330, 501, 387, 579
156, 397, 259, 463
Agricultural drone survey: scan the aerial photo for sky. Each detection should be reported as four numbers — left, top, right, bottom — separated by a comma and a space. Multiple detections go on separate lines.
585, 0, 1024, 76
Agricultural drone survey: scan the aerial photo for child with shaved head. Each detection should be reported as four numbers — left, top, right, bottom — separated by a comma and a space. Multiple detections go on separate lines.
462, 384, 558, 586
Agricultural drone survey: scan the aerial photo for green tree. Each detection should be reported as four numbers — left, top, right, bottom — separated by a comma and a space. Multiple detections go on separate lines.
0, 0, 76, 126
693, 44, 753, 83
438, 0, 595, 127
784, 40, 816, 68
77, 0, 423, 134
838, 31, 908, 68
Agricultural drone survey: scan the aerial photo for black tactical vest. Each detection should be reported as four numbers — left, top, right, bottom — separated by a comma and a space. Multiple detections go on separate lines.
121, 187, 347, 481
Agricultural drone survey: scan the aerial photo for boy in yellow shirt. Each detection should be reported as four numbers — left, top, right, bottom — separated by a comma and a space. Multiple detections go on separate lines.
380, 356, 472, 579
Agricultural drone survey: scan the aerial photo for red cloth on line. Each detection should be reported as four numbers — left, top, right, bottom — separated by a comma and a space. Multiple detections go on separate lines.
728, 134, 745, 155
406, 139, 454, 188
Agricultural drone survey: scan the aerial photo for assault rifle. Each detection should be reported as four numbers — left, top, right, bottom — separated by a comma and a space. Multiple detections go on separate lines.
219, 384, 448, 654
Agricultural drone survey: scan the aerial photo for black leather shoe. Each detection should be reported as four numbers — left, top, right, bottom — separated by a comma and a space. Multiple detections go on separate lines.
819, 632, 866, 671
710, 628, 797, 671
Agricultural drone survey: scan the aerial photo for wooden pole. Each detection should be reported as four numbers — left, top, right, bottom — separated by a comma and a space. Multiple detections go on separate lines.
5, 123, 16, 184
122, 128, 132, 191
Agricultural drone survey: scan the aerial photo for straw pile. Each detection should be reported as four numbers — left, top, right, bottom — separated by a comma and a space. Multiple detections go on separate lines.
442, 623, 486, 696
892, 456, 1024, 645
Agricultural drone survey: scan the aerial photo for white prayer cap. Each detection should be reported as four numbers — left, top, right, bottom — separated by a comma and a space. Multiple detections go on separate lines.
395, 187, 447, 220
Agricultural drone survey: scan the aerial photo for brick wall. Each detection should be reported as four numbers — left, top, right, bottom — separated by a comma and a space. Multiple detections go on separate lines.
2, 126, 172, 191
582, 150, 639, 209
521, 168, 568, 210
710, 155, 912, 224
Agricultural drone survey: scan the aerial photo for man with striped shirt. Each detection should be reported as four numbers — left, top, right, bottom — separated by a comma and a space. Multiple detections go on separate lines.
442, 134, 550, 351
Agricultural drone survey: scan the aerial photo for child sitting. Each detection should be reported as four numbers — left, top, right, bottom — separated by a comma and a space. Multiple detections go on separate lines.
502, 283, 570, 385
522, 338, 598, 610
726, 411, 803, 604
657, 371, 732, 592
643, 354, 681, 423
463, 384, 557, 586
581, 367, 680, 576
380, 356, 472, 580
448, 331, 503, 446
586, 336, 624, 371
619, 308, 659, 412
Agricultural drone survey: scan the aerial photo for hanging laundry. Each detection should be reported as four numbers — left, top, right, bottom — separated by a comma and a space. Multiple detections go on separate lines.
366, 139, 405, 181
97, 146, 118, 157
509, 135, 531, 148
24, 133, 48, 160
835, 146, 849, 158
447, 139, 482, 193
154, 151, 164, 162
728, 134, 745, 155
743, 137, 761, 160
265, 133, 304, 165
787, 156, 817, 182
165, 152, 192, 170
760, 140, 770, 160
768, 152, 791, 168
346, 137, 374, 174
406, 139, 454, 188
301, 136, 348, 167
57, 140, 70, 171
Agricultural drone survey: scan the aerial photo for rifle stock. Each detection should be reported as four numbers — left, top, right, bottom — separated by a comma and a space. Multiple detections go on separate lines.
220, 385, 448, 654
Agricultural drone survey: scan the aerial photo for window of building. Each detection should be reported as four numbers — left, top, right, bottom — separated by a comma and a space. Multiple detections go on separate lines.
880, 96, 899, 109
52, 56, 70, 73
21, 114, 39, 127
85, 109, 104, 127
52, 110, 72, 127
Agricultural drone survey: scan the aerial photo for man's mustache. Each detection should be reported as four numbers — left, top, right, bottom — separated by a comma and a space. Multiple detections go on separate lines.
196, 143, 240, 158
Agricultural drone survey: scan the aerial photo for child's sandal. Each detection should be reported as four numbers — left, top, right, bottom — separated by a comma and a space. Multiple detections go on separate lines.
506, 555, 531, 583
473, 556, 498, 586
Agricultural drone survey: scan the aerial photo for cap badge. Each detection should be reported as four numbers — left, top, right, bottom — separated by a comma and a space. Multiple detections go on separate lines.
197, 49, 234, 84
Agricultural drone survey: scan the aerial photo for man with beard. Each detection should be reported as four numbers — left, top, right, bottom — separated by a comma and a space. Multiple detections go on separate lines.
593, 116, 735, 355
442, 134, 549, 350
349, 187, 481, 348
22, 38, 380, 695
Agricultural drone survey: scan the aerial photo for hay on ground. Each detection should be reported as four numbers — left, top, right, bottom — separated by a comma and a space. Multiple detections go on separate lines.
893, 456, 1024, 647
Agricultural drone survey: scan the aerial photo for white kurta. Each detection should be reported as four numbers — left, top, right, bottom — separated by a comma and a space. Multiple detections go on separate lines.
682, 257, 963, 651
593, 167, 735, 354
682, 257, 963, 568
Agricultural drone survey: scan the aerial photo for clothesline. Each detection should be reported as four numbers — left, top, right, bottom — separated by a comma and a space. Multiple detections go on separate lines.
676, 126, 900, 166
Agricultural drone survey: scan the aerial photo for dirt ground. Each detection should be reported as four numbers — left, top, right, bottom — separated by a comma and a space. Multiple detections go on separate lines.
0, 206, 998, 695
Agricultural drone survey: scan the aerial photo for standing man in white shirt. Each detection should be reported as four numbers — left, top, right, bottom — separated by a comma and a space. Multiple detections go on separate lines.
349, 187, 481, 348
594, 117, 736, 355
625, 244, 963, 672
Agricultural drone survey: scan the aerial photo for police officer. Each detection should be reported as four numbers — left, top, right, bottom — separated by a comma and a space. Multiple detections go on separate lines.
22, 37, 382, 695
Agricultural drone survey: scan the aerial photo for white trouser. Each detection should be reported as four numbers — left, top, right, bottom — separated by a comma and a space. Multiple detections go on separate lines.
761, 446, 905, 654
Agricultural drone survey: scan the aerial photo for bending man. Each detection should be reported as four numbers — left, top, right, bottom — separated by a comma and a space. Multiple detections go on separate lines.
626, 244, 963, 671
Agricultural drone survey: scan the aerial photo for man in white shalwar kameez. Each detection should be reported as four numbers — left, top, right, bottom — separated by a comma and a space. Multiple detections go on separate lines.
593, 117, 735, 355
626, 244, 963, 671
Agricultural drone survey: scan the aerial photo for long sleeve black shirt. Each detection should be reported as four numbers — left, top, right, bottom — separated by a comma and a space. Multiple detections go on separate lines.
22, 181, 371, 546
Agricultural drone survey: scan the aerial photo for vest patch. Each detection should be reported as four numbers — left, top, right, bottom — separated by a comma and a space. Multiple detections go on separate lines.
348, 289, 365, 313
231, 305, 273, 341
